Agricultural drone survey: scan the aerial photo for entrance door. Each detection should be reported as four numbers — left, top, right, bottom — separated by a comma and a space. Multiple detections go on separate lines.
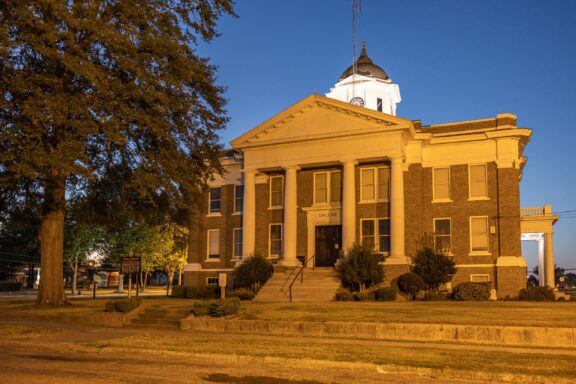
315, 225, 342, 267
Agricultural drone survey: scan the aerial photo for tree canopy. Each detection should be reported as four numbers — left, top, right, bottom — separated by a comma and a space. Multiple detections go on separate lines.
0, 0, 236, 304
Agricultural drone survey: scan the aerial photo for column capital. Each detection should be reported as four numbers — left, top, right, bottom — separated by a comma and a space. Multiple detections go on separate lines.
340, 159, 358, 166
241, 168, 257, 175
282, 165, 301, 172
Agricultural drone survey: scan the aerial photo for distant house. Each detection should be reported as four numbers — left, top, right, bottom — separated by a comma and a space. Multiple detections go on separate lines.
183, 43, 556, 298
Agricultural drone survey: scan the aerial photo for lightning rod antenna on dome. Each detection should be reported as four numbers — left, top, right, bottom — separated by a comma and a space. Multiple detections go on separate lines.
351, 0, 361, 98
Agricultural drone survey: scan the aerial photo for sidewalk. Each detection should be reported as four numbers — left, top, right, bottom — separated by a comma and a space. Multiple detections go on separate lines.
0, 288, 166, 301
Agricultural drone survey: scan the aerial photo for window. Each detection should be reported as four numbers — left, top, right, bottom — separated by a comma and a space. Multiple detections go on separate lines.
270, 176, 283, 207
206, 277, 219, 286
314, 171, 342, 205
361, 218, 390, 254
233, 228, 243, 259
434, 218, 451, 254
433, 167, 451, 201
269, 224, 283, 258
470, 274, 490, 283
207, 229, 220, 259
209, 187, 221, 213
469, 164, 488, 198
234, 185, 244, 213
360, 167, 390, 202
470, 216, 489, 253
377, 98, 383, 112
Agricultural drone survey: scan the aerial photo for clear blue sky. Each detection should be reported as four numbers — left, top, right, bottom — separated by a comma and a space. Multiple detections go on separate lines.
198, 0, 576, 271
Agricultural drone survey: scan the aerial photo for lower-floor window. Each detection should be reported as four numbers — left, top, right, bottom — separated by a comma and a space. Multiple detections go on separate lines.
207, 229, 220, 259
434, 218, 452, 254
360, 218, 390, 254
206, 277, 219, 286
470, 216, 489, 252
269, 224, 283, 258
233, 228, 243, 259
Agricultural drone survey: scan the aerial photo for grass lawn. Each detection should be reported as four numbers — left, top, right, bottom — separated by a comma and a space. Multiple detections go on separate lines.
238, 301, 576, 328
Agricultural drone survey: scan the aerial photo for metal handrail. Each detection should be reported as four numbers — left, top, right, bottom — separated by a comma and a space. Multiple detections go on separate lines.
288, 254, 315, 302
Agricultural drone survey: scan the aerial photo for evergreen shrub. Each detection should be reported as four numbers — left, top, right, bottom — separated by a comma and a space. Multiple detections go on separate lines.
334, 289, 354, 301
336, 243, 384, 292
397, 273, 425, 299
105, 297, 142, 312
373, 287, 397, 301
452, 282, 490, 301
234, 254, 273, 292
192, 298, 241, 317
227, 288, 255, 301
518, 286, 555, 301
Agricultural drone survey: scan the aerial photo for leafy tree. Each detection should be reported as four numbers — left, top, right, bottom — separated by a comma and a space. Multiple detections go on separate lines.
412, 245, 457, 292
527, 274, 539, 288
0, 1, 236, 305
336, 243, 384, 292
63, 224, 106, 294
233, 254, 273, 292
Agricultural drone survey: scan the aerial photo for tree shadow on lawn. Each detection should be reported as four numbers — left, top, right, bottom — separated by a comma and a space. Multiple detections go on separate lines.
205, 373, 323, 384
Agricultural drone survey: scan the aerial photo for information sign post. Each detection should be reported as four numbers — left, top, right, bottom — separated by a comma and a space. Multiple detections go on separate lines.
121, 256, 141, 299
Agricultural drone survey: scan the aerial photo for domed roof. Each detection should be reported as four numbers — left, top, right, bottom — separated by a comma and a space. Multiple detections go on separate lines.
338, 42, 389, 81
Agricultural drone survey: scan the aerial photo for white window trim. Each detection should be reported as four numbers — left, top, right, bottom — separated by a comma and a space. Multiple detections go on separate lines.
206, 229, 220, 261
206, 277, 219, 286
360, 218, 390, 255
269, 175, 284, 209
432, 167, 452, 203
469, 216, 491, 256
207, 187, 222, 216
269, 223, 283, 259
433, 218, 453, 256
232, 228, 243, 260
359, 166, 390, 203
470, 274, 490, 283
313, 170, 342, 206
468, 163, 490, 201
233, 184, 244, 215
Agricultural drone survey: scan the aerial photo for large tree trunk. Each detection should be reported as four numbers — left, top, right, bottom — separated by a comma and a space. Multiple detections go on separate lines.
37, 175, 67, 305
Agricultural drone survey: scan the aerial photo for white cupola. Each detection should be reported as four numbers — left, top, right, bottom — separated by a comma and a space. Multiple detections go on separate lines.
326, 42, 401, 115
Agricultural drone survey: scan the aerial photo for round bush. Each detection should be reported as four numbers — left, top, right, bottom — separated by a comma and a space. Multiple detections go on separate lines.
397, 273, 425, 299
373, 287, 397, 302
352, 291, 372, 301
233, 254, 273, 292
518, 286, 555, 301
452, 282, 490, 301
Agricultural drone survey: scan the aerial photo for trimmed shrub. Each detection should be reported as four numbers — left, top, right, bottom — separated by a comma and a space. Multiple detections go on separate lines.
422, 292, 450, 301
170, 286, 186, 298
397, 273, 425, 300
352, 291, 372, 301
227, 288, 255, 301
334, 289, 354, 301
336, 243, 384, 292
452, 282, 490, 301
185, 286, 219, 299
373, 287, 397, 302
105, 297, 142, 313
0, 281, 23, 291
192, 298, 241, 317
518, 286, 555, 301
234, 254, 273, 292
412, 238, 457, 292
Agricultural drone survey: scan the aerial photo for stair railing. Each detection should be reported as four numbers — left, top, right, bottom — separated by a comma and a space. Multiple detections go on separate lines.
288, 254, 315, 303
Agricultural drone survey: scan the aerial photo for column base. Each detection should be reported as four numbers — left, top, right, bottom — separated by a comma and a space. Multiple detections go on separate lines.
384, 256, 410, 265
278, 258, 302, 268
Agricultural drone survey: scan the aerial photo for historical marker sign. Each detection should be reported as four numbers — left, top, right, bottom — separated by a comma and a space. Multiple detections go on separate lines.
121, 256, 141, 275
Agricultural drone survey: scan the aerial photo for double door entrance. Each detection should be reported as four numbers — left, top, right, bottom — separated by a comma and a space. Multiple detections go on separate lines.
314, 225, 342, 267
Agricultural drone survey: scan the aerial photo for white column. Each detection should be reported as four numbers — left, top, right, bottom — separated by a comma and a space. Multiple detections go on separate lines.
242, 170, 256, 258
537, 235, 545, 287
281, 166, 300, 266
389, 156, 406, 263
341, 160, 357, 252
544, 231, 555, 289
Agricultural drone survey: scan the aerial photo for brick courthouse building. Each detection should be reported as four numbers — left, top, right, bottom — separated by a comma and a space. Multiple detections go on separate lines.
183, 44, 538, 298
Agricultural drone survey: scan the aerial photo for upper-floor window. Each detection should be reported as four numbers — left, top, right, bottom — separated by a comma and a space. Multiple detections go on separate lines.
270, 176, 283, 208
360, 167, 390, 202
433, 167, 451, 201
234, 185, 244, 213
269, 224, 283, 258
377, 98, 383, 112
469, 164, 488, 199
209, 187, 221, 213
434, 218, 452, 254
207, 229, 220, 260
233, 228, 243, 259
470, 216, 489, 253
314, 171, 342, 205
360, 218, 390, 254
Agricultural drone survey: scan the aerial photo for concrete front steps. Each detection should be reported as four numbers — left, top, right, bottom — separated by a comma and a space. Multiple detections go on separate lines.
254, 267, 340, 303
129, 305, 191, 328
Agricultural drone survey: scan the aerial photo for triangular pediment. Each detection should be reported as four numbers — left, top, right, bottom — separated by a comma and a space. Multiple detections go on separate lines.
230, 94, 414, 149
